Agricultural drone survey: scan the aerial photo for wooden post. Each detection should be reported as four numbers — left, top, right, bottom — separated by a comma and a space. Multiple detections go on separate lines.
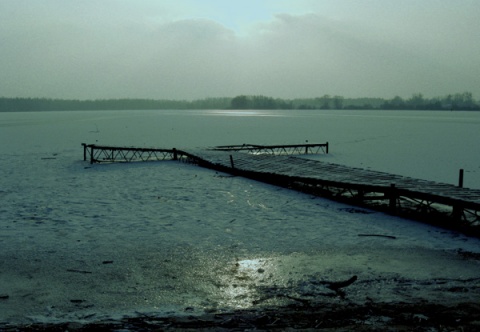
173, 148, 178, 161
357, 189, 365, 202
82, 143, 87, 161
326, 142, 329, 154
229, 155, 235, 168
305, 146, 309, 154
454, 172, 465, 219
389, 183, 396, 213
452, 204, 464, 221
90, 146, 94, 164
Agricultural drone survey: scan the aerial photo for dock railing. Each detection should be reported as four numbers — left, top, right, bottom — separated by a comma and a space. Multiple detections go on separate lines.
211, 142, 329, 155
82, 142, 329, 164
81, 143, 188, 164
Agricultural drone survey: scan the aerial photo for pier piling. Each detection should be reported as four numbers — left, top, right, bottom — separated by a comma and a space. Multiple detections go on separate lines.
389, 183, 397, 213
82, 143, 87, 161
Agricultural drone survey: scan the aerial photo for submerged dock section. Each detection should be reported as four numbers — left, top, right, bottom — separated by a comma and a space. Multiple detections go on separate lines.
81, 142, 480, 236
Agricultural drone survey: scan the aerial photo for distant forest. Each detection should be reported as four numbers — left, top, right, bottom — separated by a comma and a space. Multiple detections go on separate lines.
0, 92, 479, 112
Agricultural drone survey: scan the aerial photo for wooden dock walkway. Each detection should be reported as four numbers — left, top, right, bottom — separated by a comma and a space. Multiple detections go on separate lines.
81, 143, 480, 235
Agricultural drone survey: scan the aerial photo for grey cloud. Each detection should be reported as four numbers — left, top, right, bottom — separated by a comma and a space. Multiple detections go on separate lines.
0, 5, 479, 100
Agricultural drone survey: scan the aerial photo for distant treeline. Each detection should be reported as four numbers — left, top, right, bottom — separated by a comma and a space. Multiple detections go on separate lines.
0, 97, 232, 112
231, 92, 479, 110
1, 92, 478, 112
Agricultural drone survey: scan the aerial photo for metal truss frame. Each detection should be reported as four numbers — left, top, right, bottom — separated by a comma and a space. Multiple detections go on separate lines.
211, 143, 329, 155
82, 144, 180, 164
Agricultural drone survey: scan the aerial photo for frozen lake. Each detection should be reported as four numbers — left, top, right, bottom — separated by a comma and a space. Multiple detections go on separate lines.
2, 109, 479, 188
1, 109, 480, 326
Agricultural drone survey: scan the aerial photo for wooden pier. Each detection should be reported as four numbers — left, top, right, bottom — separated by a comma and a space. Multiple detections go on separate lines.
81, 143, 480, 236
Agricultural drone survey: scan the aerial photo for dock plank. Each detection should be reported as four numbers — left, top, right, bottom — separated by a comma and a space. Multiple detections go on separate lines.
186, 149, 480, 206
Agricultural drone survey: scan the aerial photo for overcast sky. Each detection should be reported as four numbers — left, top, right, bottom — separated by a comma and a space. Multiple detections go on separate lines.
1, 0, 479, 100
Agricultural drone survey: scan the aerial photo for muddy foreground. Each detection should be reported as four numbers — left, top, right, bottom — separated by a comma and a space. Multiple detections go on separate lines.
4, 301, 480, 331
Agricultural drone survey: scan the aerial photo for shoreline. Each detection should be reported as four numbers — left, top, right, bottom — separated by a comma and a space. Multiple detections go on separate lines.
5, 301, 480, 331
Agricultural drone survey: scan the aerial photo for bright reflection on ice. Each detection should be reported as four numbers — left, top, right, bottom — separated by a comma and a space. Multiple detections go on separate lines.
238, 258, 263, 270
214, 258, 274, 309
205, 110, 283, 117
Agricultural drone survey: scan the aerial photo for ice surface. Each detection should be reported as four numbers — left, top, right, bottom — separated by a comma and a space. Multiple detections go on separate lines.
1, 109, 479, 325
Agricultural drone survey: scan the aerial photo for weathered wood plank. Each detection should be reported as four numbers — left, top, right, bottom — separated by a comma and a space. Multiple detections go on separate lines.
186, 150, 480, 207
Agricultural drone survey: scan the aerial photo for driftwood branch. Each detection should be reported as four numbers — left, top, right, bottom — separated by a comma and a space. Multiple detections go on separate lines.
66, 269, 93, 274
325, 275, 358, 291
358, 234, 397, 239
253, 275, 358, 306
